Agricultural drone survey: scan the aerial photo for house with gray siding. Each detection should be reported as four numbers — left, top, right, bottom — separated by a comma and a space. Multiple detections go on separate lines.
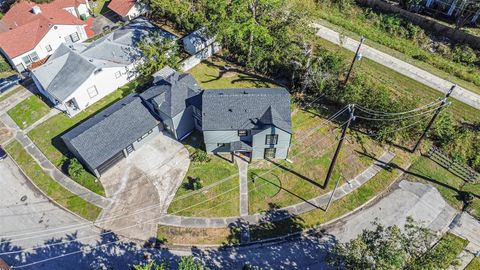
62, 67, 292, 177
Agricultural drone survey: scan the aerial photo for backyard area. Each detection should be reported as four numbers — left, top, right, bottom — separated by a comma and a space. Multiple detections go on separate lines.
7, 94, 51, 129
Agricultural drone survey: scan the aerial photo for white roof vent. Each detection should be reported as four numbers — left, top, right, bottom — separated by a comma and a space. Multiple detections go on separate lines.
32, 6, 42, 14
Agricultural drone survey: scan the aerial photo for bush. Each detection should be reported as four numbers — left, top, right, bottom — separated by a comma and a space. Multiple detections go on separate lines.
452, 44, 478, 66
190, 149, 210, 163
185, 176, 203, 190
67, 158, 84, 178
0, 56, 11, 72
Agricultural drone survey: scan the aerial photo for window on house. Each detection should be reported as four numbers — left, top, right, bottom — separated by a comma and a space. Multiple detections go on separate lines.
29, 52, 39, 62
238, 130, 248, 137
114, 71, 122, 79
265, 134, 279, 145
46, 45, 52, 52
86, 86, 98, 98
70, 32, 80, 43
22, 55, 32, 65
264, 148, 276, 159
137, 129, 153, 142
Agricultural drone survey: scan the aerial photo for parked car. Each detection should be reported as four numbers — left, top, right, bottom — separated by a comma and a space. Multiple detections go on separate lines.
0, 74, 22, 94
0, 146, 7, 161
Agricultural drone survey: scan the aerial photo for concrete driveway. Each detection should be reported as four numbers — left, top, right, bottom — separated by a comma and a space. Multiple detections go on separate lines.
0, 157, 101, 250
98, 133, 190, 241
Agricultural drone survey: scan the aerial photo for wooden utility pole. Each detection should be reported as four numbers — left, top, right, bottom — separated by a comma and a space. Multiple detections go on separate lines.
324, 104, 355, 189
412, 85, 456, 153
344, 37, 365, 85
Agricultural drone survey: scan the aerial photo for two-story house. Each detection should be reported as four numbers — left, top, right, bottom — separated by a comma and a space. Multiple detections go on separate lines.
0, 0, 91, 72
62, 67, 292, 177
32, 18, 176, 117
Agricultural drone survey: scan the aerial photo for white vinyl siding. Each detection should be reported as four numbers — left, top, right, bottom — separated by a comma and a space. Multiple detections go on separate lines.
86, 86, 98, 98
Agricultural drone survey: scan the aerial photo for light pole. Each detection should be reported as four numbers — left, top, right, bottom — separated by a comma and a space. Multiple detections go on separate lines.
344, 37, 365, 86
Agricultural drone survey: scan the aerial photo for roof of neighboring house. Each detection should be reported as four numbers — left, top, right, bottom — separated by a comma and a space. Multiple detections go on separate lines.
201, 88, 292, 133
32, 18, 172, 101
61, 93, 159, 170
108, 0, 137, 17
140, 71, 200, 118
182, 27, 215, 55
0, 0, 87, 59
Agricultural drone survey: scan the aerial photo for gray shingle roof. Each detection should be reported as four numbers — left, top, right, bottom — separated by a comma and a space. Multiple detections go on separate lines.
32, 18, 176, 102
201, 88, 292, 133
140, 72, 200, 118
61, 94, 159, 170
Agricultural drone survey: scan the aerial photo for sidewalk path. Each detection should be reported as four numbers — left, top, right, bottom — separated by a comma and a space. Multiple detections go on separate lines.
158, 151, 395, 228
312, 23, 480, 110
448, 213, 480, 269
23, 108, 61, 133
0, 113, 110, 209
0, 87, 32, 114
235, 156, 249, 217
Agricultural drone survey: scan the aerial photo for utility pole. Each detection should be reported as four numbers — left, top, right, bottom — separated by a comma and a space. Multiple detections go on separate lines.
344, 37, 365, 86
324, 104, 355, 189
412, 85, 456, 153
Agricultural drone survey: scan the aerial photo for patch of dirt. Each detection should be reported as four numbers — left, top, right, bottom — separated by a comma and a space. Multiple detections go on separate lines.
0, 122, 13, 144
221, 71, 237, 78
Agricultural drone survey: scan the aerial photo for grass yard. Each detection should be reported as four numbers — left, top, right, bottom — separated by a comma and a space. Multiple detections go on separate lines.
407, 155, 480, 220
465, 257, 480, 270
317, 38, 480, 123
7, 95, 51, 129
188, 56, 279, 89
0, 86, 21, 103
5, 140, 101, 221
248, 106, 385, 214
414, 232, 469, 269
26, 80, 143, 195
167, 132, 239, 217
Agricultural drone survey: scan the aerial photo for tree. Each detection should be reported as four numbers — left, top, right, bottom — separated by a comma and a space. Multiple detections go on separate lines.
328, 217, 434, 269
178, 256, 206, 270
137, 34, 180, 79
133, 261, 166, 270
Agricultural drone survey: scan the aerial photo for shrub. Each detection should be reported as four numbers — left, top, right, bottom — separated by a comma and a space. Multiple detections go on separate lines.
185, 176, 203, 190
67, 158, 84, 178
0, 56, 11, 72
190, 149, 210, 163
452, 44, 478, 66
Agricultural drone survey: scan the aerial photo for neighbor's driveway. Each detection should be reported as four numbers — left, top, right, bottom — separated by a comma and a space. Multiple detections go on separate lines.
97, 133, 190, 241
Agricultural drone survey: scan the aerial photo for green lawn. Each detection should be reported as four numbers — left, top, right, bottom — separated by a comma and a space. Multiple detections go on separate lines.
465, 257, 480, 270
26, 83, 139, 195
7, 95, 51, 129
248, 107, 384, 214
0, 86, 21, 103
188, 57, 279, 89
316, 38, 480, 123
414, 232, 469, 269
167, 132, 239, 217
5, 140, 101, 221
406, 155, 480, 219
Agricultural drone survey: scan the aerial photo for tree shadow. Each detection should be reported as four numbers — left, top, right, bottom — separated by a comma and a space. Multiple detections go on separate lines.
266, 159, 323, 189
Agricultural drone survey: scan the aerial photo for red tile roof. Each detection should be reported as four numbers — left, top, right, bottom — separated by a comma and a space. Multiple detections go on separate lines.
108, 0, 136, 17
0, 0, 87, 59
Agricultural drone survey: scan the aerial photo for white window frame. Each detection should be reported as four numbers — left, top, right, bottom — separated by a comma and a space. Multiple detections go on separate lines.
87, 86, 98, 98
70, 32, 80, 43
114, 71, 122, 79
46, 45, 52, 52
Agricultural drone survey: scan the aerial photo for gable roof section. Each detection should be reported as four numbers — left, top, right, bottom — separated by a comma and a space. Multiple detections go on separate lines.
140, 72, 200, 118
32, 18, 167, 101
0, 0, 86, 58
61, 93, 159, 170
201, 88, 292, 133
108, 0, 136, 17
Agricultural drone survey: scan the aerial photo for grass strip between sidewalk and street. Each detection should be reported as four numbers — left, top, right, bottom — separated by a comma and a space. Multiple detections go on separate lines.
465, 257, 480, 270
5, 140, 101, 221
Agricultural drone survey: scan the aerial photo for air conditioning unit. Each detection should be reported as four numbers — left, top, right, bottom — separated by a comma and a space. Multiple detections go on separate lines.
32, 6, 42, 14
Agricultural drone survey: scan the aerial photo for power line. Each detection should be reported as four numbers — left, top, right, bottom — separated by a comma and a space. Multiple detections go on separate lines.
354, 103, 450, 121
354, 100, 442, 116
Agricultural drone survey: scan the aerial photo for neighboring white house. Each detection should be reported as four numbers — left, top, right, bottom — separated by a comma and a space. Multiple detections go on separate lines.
0, 0, 91, 72
108, 0, 150, 21
31, 18, 176, 117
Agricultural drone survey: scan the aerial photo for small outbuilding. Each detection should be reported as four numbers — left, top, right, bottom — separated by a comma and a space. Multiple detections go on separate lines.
182, 28, 218, 56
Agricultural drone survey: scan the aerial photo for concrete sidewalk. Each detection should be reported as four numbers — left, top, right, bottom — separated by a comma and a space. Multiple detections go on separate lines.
235, 156, 249, 217
312, 23, 480, 110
